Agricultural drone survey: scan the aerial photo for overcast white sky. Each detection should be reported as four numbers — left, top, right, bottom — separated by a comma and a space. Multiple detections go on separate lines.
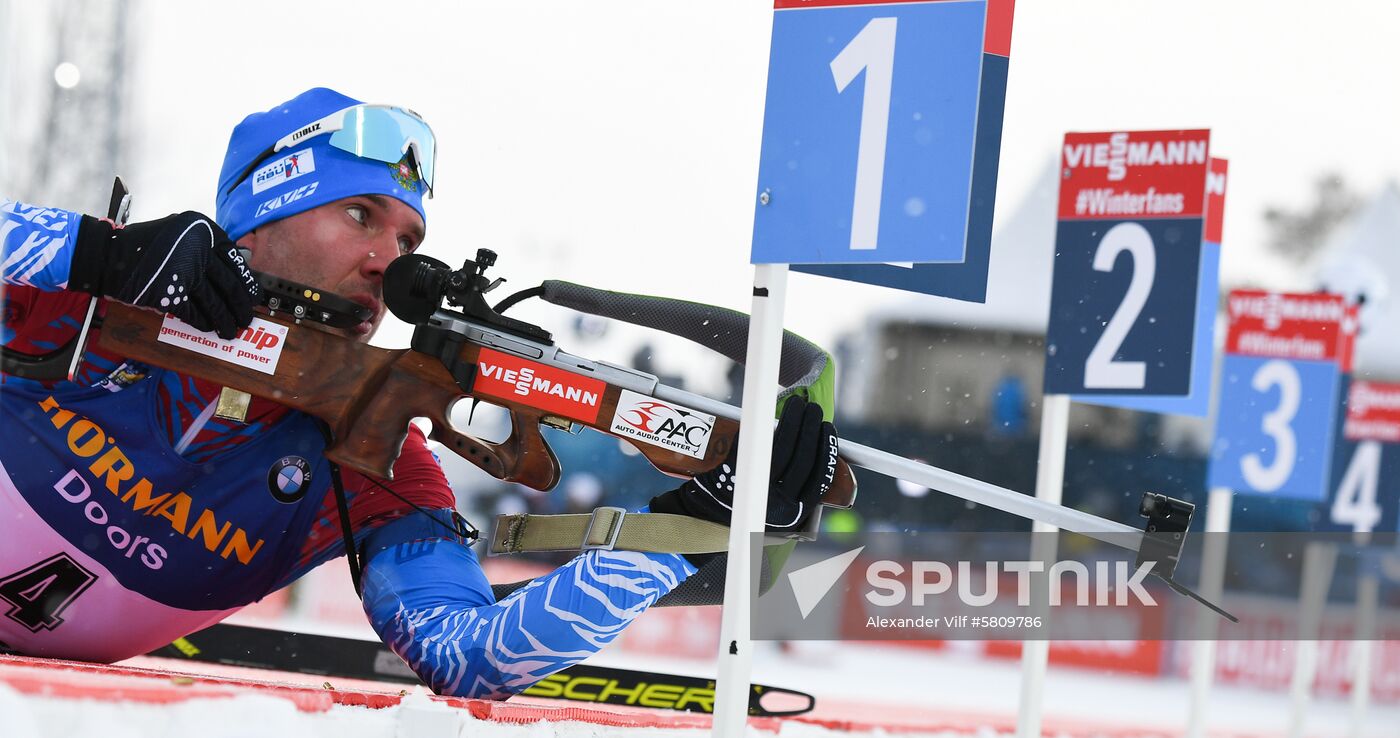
4, 0, 1399, 388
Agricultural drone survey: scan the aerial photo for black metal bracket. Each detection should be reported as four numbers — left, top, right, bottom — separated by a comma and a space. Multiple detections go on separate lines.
257, 270, 372, 330
1136, 492, 1238, 623
1136, 492, 1193, 580
444, 250, 552, 345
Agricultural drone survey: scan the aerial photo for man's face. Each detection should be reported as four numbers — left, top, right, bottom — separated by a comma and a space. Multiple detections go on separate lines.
236, 195, 425, 340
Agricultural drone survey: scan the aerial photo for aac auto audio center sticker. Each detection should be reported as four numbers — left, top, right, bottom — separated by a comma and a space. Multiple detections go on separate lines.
474, 348, 606, 423
609, 391, 716, 460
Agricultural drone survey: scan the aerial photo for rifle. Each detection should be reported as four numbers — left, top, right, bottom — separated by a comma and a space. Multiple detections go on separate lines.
94, 248, 858, 517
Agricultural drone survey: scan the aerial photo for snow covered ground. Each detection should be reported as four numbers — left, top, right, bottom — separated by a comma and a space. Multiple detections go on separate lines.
0, 688, 1022, 738
0, 662, 994, 738
3, 636, 1396, 738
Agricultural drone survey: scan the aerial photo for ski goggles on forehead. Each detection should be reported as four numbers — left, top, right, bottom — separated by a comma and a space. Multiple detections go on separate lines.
230, 104, 437, 197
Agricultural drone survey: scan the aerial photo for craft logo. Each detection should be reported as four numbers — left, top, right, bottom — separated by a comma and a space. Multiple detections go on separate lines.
267, 456, 313, 503
251, 148, 316, 194
475, 348, 605, 423
822, 431, 838, 488
157, 315, 289, 375
225, 246, 259, 298
609, 390, 716, 460
1063, 132, 1208, 181
255, 181, 320, 218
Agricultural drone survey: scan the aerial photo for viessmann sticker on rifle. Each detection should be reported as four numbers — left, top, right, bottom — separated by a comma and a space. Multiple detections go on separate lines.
609, 390, 715, 460
157, 315, 289, 375
474, 348, 606, 423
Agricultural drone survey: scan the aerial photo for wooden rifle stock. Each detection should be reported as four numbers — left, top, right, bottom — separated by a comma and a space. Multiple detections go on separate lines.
97, 302, 856, 506
96, 303, 551, 486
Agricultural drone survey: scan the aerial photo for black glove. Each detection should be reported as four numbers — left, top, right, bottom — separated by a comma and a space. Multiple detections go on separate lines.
70, 212, 260, 339
650, 394, 839, 534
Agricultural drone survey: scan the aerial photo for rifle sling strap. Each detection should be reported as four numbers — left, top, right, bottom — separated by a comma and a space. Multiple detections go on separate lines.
489, 508, 730, 556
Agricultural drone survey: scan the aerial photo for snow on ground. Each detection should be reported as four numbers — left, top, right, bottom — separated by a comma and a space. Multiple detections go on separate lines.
4, 637, 1397, 738
0, 681, 1007, 738
0, 687, 397, 738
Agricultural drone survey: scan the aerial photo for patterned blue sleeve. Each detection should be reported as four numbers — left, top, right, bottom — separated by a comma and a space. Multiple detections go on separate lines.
359, 508, 696, 699
1, 199, 83, 290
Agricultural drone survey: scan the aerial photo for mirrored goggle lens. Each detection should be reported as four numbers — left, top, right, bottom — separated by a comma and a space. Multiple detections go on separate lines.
328, 106, 436, 195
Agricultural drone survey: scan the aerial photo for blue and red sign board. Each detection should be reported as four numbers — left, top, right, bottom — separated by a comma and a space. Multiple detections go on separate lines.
1078, 157, 1228, 416
1208, 290, 1357, 501
1043, 130, 1212, 398
1314, 379, 1400, 533
752, 0, 1015, 302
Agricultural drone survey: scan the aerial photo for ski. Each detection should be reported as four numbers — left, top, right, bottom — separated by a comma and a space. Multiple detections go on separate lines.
145, 622, 815, 717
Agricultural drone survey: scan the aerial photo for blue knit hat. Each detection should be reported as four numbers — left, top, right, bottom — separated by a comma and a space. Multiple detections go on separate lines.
215, 87, 429, 242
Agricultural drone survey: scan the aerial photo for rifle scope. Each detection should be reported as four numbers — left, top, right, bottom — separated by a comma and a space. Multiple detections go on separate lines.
384, 249, 500, 325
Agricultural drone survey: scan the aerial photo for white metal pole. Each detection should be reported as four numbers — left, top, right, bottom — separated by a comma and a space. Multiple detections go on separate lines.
1287, 541, 1338, 738
1186, 487, 1234, 738
1016, 393, 1070, 738
711, 264, 788, 738
1348, 572, 1378, 738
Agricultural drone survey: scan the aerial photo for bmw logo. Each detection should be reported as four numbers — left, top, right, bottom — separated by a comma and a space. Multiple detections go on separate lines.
267, 456, 313, 503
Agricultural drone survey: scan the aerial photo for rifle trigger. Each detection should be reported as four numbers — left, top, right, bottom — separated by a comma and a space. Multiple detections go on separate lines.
467, 398, 480, 425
